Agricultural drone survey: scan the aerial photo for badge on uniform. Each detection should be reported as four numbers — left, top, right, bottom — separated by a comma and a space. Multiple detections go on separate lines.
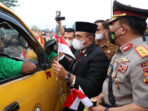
121, 43, 133, 52
136, 46, 148, 58
116, 63, 128, 74
143, 72, 148, 84
141, 62, 148, 72
107, 67, 111, 76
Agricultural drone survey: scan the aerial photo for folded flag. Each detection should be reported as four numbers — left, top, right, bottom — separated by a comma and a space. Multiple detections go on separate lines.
54, 34, 75, 59
63, 88, 93, 110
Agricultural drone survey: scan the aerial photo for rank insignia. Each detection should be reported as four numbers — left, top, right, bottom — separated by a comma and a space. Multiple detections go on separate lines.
122, 57, 130, 62
143, 72, 148, 84
116, 63, 128, 74
136, 46, 148, 58
121, 43, 133, 52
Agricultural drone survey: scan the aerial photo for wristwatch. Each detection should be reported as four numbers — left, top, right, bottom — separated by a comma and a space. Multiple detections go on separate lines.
65, 71, 71, 83
105, 107, 109, 111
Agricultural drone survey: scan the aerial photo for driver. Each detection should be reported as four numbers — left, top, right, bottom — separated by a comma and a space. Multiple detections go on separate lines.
0, 36, 37, 79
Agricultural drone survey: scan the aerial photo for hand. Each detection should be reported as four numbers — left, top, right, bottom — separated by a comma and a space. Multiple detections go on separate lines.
52, 60, 68, 78
88, 105, 105, 111
96, 93, 104, 105
55, 15, 61, 24
59, 52, 64, 57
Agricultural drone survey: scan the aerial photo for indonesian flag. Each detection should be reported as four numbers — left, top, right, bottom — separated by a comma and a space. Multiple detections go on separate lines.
63, 88, 93, 110
54, 34, 75, 59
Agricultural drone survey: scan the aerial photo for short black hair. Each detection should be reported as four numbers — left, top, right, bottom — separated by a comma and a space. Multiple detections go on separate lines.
119, 16, 147, 35
64, 28, 75, 33
94, 20, 109, 30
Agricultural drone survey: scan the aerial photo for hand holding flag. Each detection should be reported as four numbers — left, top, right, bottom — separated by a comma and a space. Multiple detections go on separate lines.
54, 34, 75, 59
63, 88, 93, 110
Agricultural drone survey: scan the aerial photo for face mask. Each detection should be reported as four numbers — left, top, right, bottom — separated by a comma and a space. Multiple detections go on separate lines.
65, 40, 72, 47
109, 27, 122, 44
95, 30, 105, 40
72, 38, 89, 50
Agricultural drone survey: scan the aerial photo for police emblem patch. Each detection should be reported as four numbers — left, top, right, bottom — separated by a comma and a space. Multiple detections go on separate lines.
136, 46, 148, 58
143, 72, 148, 84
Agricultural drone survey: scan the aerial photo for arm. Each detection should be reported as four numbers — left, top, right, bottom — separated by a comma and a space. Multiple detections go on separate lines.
21, 62, 37, 74
89, 103, 148, 111
53, 53, 109, 97
73, 55, 109, 97
109, 103, 148, 111
55, 16, 65, 36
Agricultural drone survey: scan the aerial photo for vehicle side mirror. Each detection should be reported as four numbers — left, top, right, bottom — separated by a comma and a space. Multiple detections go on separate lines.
37, 47, 51, 70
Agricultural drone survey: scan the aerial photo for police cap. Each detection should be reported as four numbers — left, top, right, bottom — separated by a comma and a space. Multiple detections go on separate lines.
109, 0, 148, 24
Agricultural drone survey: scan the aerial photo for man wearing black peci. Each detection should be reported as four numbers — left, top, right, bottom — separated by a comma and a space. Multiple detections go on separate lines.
53, 21, 109, 111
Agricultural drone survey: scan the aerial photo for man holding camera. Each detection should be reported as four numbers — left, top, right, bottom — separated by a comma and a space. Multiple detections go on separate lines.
55, 11, 76, 54
53, 21, 109, 111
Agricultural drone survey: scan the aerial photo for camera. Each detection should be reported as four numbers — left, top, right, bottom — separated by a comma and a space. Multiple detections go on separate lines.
56, 11, 65, 21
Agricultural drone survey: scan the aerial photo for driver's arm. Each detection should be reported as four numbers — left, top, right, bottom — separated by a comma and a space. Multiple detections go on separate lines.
21, 62, 37, 74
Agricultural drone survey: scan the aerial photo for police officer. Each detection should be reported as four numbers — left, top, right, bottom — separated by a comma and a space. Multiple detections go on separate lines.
89, 1, 148, 111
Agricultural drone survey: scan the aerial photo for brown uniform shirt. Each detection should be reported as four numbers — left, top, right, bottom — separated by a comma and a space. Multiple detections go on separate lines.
96, 39, 118, 61
102, 37, 148, 108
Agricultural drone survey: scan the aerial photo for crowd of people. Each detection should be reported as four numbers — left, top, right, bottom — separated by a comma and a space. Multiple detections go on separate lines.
52, 1, 148, 111
1, 0, 148, 111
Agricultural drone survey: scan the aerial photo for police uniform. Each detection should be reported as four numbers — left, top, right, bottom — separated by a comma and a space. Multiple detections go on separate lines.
103, 37, 148, 108
102, 1, 148, 108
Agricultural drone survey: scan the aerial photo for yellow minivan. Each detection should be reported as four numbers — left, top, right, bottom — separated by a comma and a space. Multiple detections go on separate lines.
0, 3, 67, 111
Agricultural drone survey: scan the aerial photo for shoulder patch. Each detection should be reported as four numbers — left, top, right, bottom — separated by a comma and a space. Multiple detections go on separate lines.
135, 46, 148, 58
143, 72, 148, 84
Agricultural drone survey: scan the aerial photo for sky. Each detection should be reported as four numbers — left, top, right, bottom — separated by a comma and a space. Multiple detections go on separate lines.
11, 0, 148, 30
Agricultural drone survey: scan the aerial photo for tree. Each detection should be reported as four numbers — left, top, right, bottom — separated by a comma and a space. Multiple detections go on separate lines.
0, 0, 18, 8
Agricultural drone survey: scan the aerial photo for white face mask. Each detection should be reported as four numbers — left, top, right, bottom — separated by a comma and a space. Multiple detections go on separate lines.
72, 38, 88, 50
95, 30, 105, 40
65, 40, 72, 47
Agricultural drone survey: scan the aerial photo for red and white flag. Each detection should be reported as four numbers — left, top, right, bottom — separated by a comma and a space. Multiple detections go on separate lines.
54, 34, 75, 59
63, 88, 93, 110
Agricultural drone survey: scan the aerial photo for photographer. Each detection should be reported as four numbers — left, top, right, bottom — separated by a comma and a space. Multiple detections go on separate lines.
55, 11, 75, 54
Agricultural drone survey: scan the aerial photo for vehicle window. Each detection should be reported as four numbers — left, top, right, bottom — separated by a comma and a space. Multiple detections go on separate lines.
0, 21, 38, 63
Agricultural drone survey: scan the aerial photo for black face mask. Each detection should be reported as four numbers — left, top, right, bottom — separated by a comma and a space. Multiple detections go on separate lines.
109, 27, 122, 44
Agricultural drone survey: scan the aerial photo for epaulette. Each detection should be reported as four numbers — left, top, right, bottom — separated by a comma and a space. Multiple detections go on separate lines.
136, 45, 148, 58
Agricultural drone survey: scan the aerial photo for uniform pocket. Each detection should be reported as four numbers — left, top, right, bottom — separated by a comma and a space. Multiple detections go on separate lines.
116, 73, 125, 83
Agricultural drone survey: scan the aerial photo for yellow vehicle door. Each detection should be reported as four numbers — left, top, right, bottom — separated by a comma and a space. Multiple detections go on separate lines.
0, 3, 67, 111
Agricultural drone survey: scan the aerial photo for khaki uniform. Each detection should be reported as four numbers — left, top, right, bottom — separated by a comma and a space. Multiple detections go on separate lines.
102, 37, 148, 108
96, 40, 118, 61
